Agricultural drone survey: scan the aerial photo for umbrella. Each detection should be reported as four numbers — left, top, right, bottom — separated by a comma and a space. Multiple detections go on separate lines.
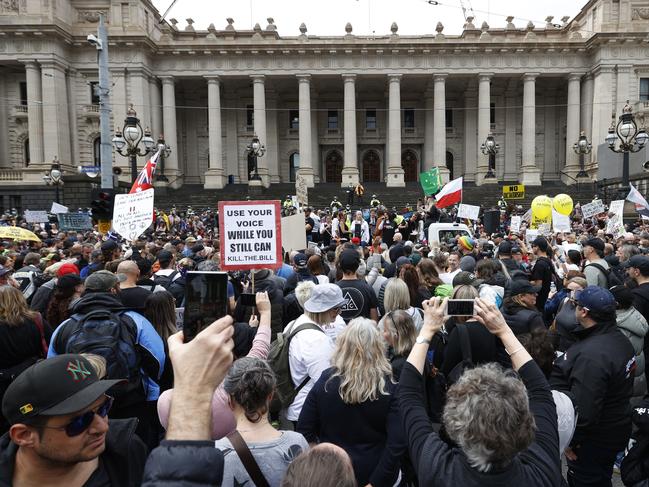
0, 226, 41, 242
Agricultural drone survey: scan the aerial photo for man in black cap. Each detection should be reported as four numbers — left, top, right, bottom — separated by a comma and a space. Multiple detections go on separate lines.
582, 237, 610, 288
626, 255, 649, 387
0, 354, 147, 486
530, 236, 554, 312
336, 249, 378, 323
497, 240, 524, 276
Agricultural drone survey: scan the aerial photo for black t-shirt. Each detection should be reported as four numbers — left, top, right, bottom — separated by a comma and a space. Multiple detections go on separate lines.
382, 220, 396, 247
336, 279, 378, 323
84, 458, 111, 486
119, 286, 152, 312
305, 216, 315, 237
531, 257, 553, 312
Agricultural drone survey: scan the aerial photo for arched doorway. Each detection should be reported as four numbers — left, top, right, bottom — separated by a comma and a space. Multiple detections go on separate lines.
402, 149, 419, 182
289, 152, 300, 182
325, 150, 343, 183
446, 151, 454, 180
362, 150, 381, 182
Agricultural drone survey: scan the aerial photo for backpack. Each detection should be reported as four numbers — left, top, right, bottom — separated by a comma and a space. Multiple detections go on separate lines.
55, 309, 144, 403
267, 321, 324, 410
585, 262, 623, 288
152, 270, 179, 290
445, 323, 474, 385
13, 267, 43, 304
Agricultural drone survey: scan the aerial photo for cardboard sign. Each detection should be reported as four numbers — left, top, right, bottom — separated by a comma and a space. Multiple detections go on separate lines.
503, 184, 525, 200
57, 213, 93, 231
281, 212, 308, 254
526, 229, 539, 245
457, 203, 480, 221
295, 175, 308, 208
50, 202, 68, 214
112, 188, 155, 242
552, 209, 571, 233
581, 200, 605, 219
218, 200, 282, 271
24, 210, 49, 223
608, 199, 626, 235
510, 216, 521, 234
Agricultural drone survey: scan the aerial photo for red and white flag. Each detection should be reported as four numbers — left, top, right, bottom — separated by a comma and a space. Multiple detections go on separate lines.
435, 177, 463, 208
626, 183, 649, 218
129, 149, 161, 194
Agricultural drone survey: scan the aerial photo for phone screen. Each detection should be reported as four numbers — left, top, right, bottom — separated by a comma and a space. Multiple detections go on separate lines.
239, 293, 256, 307
183, 271, 228, 343
446, 299, 475, 317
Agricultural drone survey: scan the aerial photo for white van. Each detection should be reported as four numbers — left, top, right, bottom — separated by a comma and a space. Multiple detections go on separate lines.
427, 223, 473, 247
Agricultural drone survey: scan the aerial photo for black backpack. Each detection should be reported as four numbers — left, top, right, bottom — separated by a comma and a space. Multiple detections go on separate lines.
152, 270, 179, 290
585, 263, 623, 288
54, 309, 144, 403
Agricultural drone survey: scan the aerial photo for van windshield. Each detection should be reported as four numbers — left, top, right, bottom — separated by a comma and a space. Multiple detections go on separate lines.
438, 230, 470, 245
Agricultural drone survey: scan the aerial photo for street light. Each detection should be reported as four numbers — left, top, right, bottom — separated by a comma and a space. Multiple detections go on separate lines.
245, 135, 266, 181
43, 156, 64, 204
480, 133, 499, 179
606, 101, 648, 195
572, 131, 592, 179
112, 104, 155, 183
155, 134, 172, 182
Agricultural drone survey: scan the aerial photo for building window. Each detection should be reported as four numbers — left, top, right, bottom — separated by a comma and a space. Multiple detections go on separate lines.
90, 82, 100, 104
246, 105, 254, 128
19, 82, 27, 106
403, 108, 415, 129
289, 153, 300, 182
640, 78, 649, 101
327, 110, 338, 129
93, 137, 101, 165
366, 109, 377, 129
23, 139, 30, 166
490, 103, 496, 125
289, 110, 299, 129
445, 108, 453, 128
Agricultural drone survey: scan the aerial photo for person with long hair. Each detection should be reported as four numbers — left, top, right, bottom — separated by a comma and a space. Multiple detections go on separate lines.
143, 290, 177, 392
45, 273, 83, 328
417, 258, 444, 295
382, 310, 417, 380
399, 263, 432, 308
379, 277, 425, 331
297, 318, 405, 487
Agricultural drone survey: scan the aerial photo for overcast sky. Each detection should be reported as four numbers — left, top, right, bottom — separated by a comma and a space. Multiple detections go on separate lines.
151, 0, 586, 37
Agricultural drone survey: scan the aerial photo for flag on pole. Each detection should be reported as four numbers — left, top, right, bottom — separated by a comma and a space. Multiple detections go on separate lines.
129, 149, 161, 194
435, 177, 463, 208
626, 183, 649, 218
419, 167, 441, 195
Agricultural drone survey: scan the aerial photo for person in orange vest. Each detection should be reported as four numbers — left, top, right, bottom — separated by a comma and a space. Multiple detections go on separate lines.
354, 182, 365, 206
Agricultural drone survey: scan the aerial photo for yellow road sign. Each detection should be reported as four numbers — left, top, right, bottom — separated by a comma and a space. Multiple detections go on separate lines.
503, 184, 525, 200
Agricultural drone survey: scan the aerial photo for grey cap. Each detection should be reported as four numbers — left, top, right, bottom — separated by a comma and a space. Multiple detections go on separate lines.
303, 283, 346, 313
85, 270, 126, 291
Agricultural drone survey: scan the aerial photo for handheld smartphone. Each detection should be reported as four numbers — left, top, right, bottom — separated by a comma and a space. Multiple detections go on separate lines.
239, 293, 256, 307
446, 299, 475, 317
183, 271, 228, 343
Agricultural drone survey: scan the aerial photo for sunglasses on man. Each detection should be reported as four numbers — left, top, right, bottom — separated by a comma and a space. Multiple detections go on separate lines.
39, 395, 113, 437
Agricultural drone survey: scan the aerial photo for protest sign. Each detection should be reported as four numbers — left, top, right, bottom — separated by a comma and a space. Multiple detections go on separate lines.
112, 188, 155, 242
581, 200, 605, 219
503, 184, 525, 200
24, 210, 49, 223
218, 200, 282, 271
281, 212, 307, 254
50, 202, 68, 214
175, 307, 184, 330
608, 200, 626, 235
57, 213, 93, 231
295, 175, 308, 208
458, 203, 480, 221
538, 223, 552, 236
526, 229, 539, 246
552, 210, 571, 233
510, 216, 521, 234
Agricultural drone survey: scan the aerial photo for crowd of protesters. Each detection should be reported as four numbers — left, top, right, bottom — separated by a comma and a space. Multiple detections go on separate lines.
0, 197, 647, 487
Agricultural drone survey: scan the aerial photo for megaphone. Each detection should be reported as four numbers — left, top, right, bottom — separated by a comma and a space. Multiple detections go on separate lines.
113, 167, 123, 176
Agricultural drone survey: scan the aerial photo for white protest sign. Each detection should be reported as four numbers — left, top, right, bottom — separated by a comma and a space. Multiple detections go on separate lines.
510, 216, 521, 234
175, 307, 184, 330
457, 203, 480, 221
606, 215, 622, 237
295, 175, 308, 208
552, 209, 571, 233
281, 212, 308, 253
538, 223, 552, 236
608, 200, 626, 235
218, 200, 282, 271
50, 202, 68, 214
581, 200, 605, 219
112, 188, 155, 242
24, 210, 49, 223
526, 229, 539, 246
521, 209, 532, 222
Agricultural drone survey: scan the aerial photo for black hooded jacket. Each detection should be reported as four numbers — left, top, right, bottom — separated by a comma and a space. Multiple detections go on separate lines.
501, 300, 545, 336
142, 440, 224, 487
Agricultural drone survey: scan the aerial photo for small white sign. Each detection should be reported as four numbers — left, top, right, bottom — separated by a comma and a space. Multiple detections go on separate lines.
112, 189, 155, 242
510, 216, 522, 234
581, 200, 605, 219
50, 202, 68, 214
457, 203, 480, 221
526, 229, 539, 245
24, 210, 49, 223
552, 209, 571, 233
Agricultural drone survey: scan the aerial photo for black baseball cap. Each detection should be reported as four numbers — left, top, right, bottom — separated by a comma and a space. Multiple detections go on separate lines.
2, 354, 123, 425
100, 240, 119, 253
624, 255, 649, 274
498, 241, 513, 255
510, 279, 542, 296
583, 237, 605, 253
339, 249, 361, 273
293, 253, 308, 269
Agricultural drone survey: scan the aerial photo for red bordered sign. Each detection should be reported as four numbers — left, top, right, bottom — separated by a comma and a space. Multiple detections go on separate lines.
218, 200, 282, 271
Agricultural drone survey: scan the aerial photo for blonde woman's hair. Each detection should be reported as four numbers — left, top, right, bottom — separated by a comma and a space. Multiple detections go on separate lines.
383, 278, 410, 313
0, 285, 37, 326
383, 310, 417, 356
328, 318, 393, 404
81, 353, 107, 379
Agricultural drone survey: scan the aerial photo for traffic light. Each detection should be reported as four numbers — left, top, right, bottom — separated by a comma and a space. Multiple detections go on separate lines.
90, 189, 115, 221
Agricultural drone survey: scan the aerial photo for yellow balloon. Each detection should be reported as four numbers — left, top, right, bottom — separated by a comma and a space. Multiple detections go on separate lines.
531, 195, 552, 220
553, 194, 574, 216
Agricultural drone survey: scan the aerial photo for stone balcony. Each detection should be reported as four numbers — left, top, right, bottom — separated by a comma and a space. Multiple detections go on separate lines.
81, 104, 100, 121
12, 105, 27, 121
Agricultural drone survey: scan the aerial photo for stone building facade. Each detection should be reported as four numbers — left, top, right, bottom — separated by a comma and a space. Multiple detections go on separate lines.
0, 0, 648, 204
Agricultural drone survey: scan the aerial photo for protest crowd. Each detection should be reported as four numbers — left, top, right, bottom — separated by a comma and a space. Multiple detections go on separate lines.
1, 185, 649, 487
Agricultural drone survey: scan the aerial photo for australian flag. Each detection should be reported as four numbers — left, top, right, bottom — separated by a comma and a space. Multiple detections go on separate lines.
129, 149, 161, 194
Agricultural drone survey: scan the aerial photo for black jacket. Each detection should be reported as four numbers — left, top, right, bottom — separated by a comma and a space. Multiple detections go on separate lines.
621, 396, 649, 486
501, 301, 546, 336
0, 418, 147, 487
142, 440, 224, 487
550, 321, 636, 449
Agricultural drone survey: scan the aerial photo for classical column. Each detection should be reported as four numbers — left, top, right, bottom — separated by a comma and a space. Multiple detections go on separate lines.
160, 76, 180, 187
423, 86, 434, 172
521, 73, 541, 185
581, 74, 594, 143
24, 61, 44, 167
223, 90, 240, 183
476, 73, 492, 185
41, 60, 71, 166
129, 68, 151, 131
433, 74, 450, 183
66, 68, 79, 166
386, 74, 405, 187
310, 90, 320, 182
591, 66, 614, 171
342, 74, 359, 186
504, 82, 517, 180
251, 75, 269, 186
562, 74, 581, 182
204, 76, 225, 189
463, 84, 478, 182
543, 88, 557, 178
616, 65, 632, 110
149, 77, 162, 140
265, 91, 280, 184
0, 73, 9, 167
297, 74, 314, 187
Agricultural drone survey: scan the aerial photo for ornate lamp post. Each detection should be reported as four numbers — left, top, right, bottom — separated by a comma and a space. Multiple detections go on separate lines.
480, 133, 499, 179
573, 131, 592, 179
112, 104, 155, 183
43, 156, 63, 204
246, 135, 266, 181
155, 134, 172, 182
605, 101, 648, 195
